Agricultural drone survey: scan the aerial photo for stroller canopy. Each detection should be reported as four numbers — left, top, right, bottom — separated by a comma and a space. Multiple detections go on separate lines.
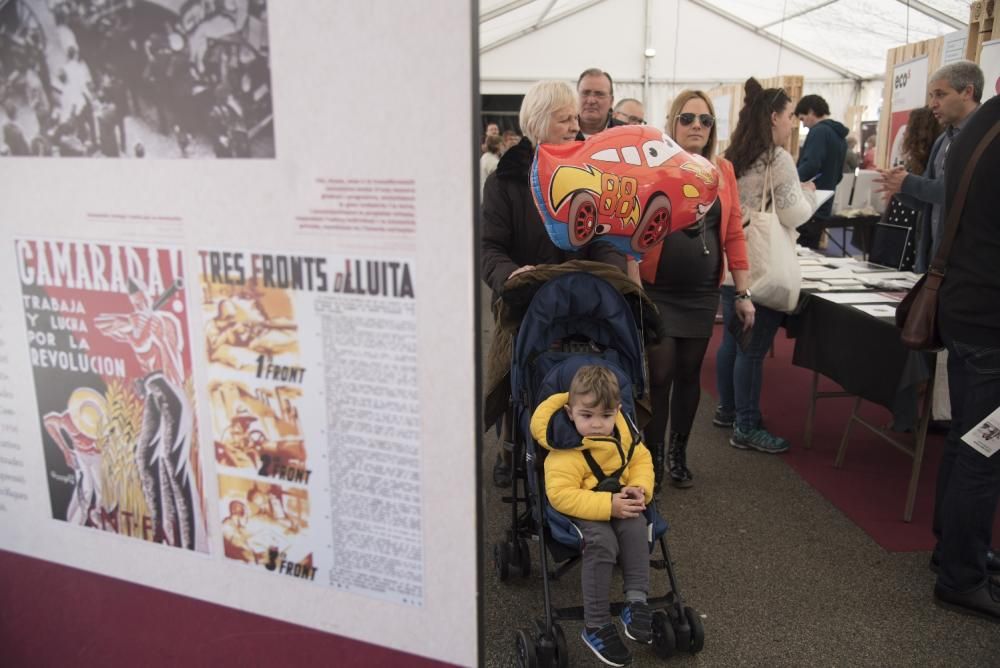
511, 272, 645, 406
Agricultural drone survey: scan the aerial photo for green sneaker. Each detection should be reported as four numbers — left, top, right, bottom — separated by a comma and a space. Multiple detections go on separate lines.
730, 427, 790, 454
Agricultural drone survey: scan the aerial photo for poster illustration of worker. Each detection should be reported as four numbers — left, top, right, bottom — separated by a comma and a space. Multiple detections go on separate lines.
15, 238, 207, 551
198, 247, 424, 599
0, 0, 274, 158
218, 474, 316, 581
198, 248, 319, 577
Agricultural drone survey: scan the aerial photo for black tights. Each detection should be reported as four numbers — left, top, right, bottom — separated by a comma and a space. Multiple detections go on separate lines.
645, 336, 711, 445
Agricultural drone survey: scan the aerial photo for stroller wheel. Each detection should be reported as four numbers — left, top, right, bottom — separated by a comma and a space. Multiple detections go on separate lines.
515, 628, 538, 668
494, 542, 511, 582
651, 609, 677, 658
550, 622, 568, 668
684, 606, 705, 653
517, 538, 532, 578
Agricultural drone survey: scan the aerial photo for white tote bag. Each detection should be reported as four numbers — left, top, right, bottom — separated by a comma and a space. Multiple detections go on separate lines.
745, 164, 801, 312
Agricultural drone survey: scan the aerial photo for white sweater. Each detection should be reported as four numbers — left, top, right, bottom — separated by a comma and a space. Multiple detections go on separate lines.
737, 147, 816, 230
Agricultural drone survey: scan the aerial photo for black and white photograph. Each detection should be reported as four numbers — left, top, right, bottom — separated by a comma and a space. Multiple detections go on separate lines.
0, 0, 274, 159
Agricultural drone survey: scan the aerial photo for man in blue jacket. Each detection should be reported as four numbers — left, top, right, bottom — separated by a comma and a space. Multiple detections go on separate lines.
875, 61, 983, 273
794, 95, 848, 249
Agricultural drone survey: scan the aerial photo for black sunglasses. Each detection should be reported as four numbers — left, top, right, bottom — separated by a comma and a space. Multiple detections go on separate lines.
677, 113, 715, 128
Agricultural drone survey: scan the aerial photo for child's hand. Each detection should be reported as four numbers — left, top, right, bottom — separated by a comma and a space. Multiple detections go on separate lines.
621, 486, 647, 505
611, 491, 645, 519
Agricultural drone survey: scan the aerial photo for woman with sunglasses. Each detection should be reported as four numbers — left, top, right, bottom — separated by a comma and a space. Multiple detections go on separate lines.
716, 78, 816, 454
638, 91, 752, 488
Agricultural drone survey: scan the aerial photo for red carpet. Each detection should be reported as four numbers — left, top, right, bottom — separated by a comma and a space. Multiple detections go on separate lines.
701, 326, 1000, 553
0, 550, 449, 667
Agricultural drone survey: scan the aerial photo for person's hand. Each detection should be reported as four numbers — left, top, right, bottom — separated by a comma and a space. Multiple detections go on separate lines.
874, 167, 907, 199
735, 298, 755, 329
611, 491, 645, 519
801, 180, 816, 192
506, 265, 536, 281
620, 485, 647, 507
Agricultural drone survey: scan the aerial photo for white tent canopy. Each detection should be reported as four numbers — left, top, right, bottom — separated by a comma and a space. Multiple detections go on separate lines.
480, 0, 972, 128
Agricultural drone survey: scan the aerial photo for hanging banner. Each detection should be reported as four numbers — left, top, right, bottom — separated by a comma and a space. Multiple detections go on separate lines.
888, 55, 929, 168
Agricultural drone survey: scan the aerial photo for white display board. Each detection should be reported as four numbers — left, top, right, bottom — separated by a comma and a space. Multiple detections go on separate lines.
888, 55, 930, 168
713, 94, 732, 142
0, 2, 478, 665
981, 40, 1000, 103
941, 29, 969, 66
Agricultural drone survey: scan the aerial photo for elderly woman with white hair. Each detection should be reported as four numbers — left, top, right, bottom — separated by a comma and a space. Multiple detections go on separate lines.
482, 80, 627, 486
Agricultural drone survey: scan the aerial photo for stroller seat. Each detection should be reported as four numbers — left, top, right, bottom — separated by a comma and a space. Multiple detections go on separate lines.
491, 272, 705, 667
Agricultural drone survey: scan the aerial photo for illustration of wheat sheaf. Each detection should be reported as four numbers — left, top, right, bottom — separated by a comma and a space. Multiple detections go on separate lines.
99, 381, 147, 533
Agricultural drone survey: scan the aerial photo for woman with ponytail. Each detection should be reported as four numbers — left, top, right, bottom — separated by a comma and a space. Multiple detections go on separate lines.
715, 78, 816, 454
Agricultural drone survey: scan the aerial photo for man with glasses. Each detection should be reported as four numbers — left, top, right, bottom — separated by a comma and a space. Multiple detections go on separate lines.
576, 68, 624, 139
793, 94, 848, 249
613, 98, 645, 126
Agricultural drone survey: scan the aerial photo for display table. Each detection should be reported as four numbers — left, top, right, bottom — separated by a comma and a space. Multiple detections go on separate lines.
788, 257, 935, 522
811, 213, 882, 257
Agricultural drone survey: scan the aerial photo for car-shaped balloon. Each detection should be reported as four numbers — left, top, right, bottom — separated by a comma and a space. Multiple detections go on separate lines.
530, 125, 719, 258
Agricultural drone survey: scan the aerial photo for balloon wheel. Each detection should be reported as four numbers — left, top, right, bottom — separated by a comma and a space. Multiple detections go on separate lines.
568, 192, 598, 247
632, 195, 672, 253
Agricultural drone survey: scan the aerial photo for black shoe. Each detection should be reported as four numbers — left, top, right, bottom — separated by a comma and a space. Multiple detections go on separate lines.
667, 432, 693, 488
933, 580, 1000, 622
649, 442, 665, 492
492, 453, 511, 488
581, 623, 632, 666
620, 601, 653, 644
929, 550, 1000, 576
712, 406, 735, 428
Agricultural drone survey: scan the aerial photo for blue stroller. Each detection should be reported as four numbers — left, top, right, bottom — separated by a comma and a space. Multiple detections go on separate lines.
493, 272, 705, 666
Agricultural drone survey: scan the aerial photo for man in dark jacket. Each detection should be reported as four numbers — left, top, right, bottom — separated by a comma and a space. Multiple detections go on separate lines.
794, 94, 848, 248
931, 93, 1000, 622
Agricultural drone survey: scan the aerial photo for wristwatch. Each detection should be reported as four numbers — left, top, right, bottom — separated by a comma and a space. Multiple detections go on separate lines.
735, 289, 752, 301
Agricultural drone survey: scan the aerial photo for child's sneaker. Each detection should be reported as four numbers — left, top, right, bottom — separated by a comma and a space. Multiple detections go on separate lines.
712, 406, 735, 428
581, 623, 632, 666
730, 426, 790, 454
620, 601, 653, 643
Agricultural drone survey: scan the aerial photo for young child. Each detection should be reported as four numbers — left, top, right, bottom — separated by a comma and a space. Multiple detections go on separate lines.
530, 365, 655, 667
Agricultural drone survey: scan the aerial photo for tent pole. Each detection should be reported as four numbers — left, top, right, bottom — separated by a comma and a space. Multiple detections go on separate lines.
643, 0, 652, 109
480, 0, 607, 53
894, 0, 966, 31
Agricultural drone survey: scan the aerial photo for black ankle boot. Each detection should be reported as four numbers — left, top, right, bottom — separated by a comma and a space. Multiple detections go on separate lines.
650, 442, 665, 492
667, 432, 693, 488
